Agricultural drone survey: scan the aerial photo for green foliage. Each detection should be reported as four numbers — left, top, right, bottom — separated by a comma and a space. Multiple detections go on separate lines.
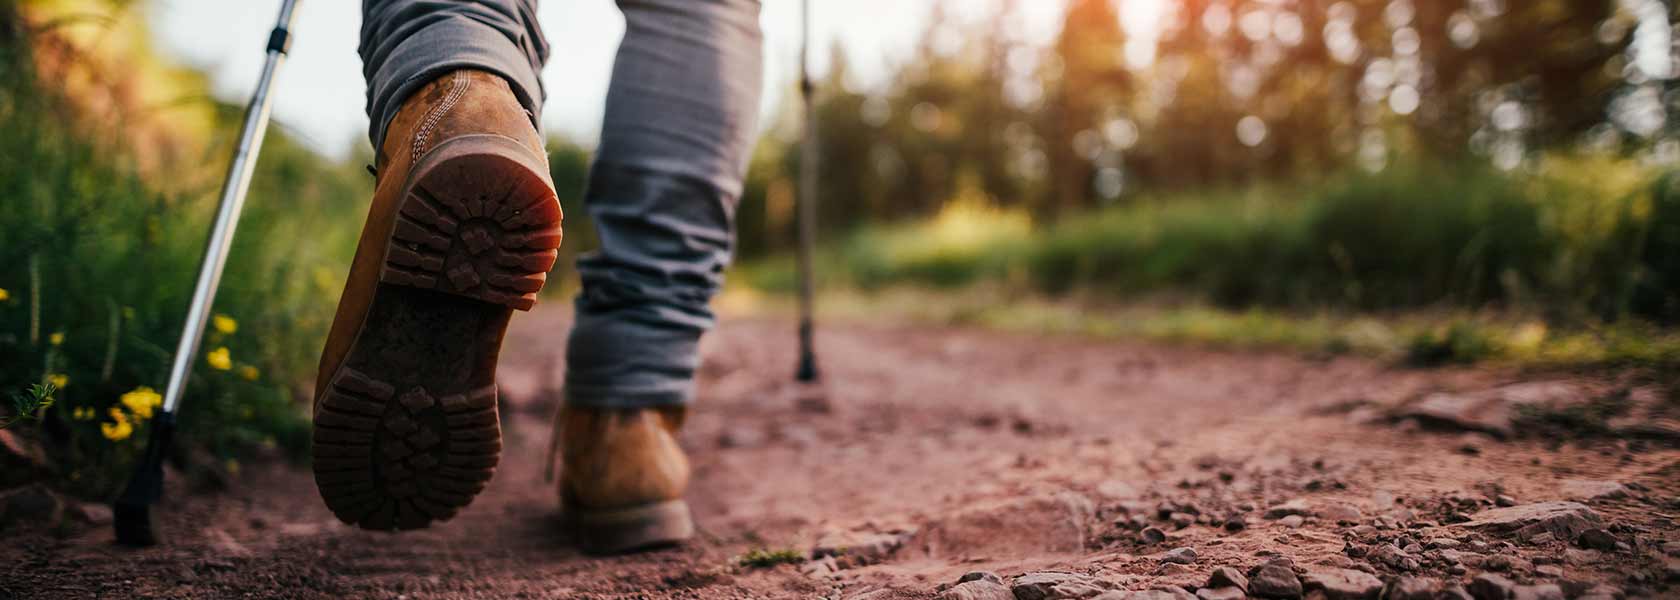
1, 383, 58, 429
0, 22, 365, 496
736, 548, 805, 569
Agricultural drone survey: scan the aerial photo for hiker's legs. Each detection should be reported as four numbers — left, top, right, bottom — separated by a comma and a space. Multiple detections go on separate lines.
564, 0, 764, 408
360, 0, 549, 149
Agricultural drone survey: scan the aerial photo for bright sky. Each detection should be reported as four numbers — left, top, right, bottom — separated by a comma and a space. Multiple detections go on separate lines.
147, 0, 1071, 161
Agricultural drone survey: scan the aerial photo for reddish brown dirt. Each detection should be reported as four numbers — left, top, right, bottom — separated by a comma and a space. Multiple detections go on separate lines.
3, 308, 1677, 599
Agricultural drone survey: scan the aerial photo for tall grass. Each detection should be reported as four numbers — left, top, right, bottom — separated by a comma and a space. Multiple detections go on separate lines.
0, 20, 369, 495
744, 160, 1680, 329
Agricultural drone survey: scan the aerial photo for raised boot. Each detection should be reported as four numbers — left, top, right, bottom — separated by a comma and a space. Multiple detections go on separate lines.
313, 69, 562, 531
553, 406, 693, 554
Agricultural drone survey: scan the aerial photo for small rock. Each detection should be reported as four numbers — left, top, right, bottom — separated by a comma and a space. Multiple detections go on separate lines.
1206, 567, 1248, 592
1011, 572, 1113, 600
66, 501, 113, 526
0, 484, 64, 530
812, 529, 913, 564
1321, 504, 1363, 524
799, 556, 839, 579
1457, 502, 1604, 543
1094, 590, 1196, 600
1300, 568, 1382, 600
1468, 574, 1516, 600
1222, 516, 1247, 532
1278, 515, 1305, 528
1265, 499, 1312, 519
1534, 565, 1564, 578
1426, 538, 1461, 549
940, 580, 1013, 600
1160, 547, 1198, 565
960, 571, 1005, 585
1371, 544, 1413, 570
1509, 584, 1565, 600
1140, 526, 1168, 545
1438, 585, 1473, 600
1575, 584, 1622, 600
1248, 563, 1303, 599
1385, 576, 1438, 600
1559, 480, 1628, 502
1577, 528, 1619, 551
1194, 588, 1244, 600
1495, 495, 1518, 507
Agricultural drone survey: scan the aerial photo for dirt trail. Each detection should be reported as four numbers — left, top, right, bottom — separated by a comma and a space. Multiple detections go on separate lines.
4, 308, 1677, 599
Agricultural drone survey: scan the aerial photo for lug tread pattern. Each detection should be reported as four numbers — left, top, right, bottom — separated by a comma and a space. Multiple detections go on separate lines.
313, 368, 501, 531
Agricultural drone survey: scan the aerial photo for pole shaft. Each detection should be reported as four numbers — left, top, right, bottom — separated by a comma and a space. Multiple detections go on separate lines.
795, 0, 820, 382
161, 0, 299, 413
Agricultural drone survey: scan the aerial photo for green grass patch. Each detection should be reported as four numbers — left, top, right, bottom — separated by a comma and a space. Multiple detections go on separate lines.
736, 548, 806, 569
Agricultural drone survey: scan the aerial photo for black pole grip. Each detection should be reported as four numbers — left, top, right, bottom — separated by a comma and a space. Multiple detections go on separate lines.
113, 411, 176, 546
266, 27, 292, 55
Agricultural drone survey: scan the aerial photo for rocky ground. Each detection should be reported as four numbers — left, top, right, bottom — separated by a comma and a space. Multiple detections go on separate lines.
1, 308, 1678, 599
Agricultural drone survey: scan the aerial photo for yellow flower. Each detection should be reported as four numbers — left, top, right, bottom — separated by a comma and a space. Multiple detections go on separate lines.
102, 407, 133, 441
101, 420, 133, 441
238, 365, 260, 381
46, 373, 68, 389
206, 347, 232, 371
72, 406, 94, 420
212, 314, 238, 335
49, 332, 64, 346
0, 288, 9, 302
120, 386, 163, 420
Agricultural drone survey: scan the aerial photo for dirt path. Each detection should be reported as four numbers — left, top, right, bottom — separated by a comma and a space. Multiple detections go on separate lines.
4, 308, 1677, 599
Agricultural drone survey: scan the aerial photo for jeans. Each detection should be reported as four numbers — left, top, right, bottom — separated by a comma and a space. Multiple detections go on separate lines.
360, 0, 764, 408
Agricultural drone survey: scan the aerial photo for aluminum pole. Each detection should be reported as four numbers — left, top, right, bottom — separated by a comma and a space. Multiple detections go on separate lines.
794, 0, 821, 383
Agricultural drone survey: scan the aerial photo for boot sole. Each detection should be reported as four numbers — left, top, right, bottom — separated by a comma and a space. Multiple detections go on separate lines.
313, 135, 560, 531
566, 498, 694, 555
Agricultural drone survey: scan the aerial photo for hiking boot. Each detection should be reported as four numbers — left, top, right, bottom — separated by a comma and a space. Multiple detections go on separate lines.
549, 405, 694, 554
312, 69, 561, 531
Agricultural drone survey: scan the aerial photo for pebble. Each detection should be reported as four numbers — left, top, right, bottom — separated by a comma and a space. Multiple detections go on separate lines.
1385, 576, 1438, 600
1577, 528, 1619, 551
1321, 504, 1363, 524
1160, 547, 1198, 565
1194, 587, 1243, 600
1456, 502, 1604, 544
1206, 566, 1248, 592
957, 571, 1003, 585
1247, 563, 1302, 599
1299, 567, 1382, 600
1278, 515, 1305, 528
1264, 499, 1312, 519
1533, 564, 1563, 578
938, 580, 1013, 600
1011, 572, 1113, 600
1562, 548, 1601, 566
1140, 526, 1168, 545
1468, 573, 1517, 600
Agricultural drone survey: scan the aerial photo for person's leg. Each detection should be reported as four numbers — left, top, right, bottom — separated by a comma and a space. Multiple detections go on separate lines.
556, 0, 763, 553
311, 1, 560, 531
360, 0, 548, 149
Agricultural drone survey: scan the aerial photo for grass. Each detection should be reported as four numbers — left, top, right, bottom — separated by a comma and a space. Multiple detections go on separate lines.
733, 158, 1680, 368
736, 548, 806, 569
0, 14, 368, 497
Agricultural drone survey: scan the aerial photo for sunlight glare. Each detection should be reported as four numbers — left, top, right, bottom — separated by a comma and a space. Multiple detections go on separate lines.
1119, 0, 1174, 69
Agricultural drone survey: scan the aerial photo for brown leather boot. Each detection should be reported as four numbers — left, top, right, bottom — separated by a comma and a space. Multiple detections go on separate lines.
312, 69, 561, 531
550, 405, 694, 554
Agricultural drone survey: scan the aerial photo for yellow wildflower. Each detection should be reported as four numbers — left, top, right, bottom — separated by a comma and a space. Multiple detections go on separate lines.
46, 373, 68, 389
72, 406, 94, 420
49, 332, 64, 346
102, 407, 132, 441
212, 314, 238, 335
0, 288, 9, 301
206, 347, 233, 371
120, 386, 163, 420
238, 365, 260, 381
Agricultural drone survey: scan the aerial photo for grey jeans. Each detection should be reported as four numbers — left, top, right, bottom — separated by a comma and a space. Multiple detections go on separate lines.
361, 0, 763, 408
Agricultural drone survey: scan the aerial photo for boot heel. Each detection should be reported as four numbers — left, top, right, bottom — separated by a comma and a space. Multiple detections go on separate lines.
567, 499, 694, 555
381, 134, 561, 311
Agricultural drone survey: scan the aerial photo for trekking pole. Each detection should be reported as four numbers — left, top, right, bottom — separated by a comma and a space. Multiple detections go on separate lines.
114, 0, 300, 547
794, 0, 821, 383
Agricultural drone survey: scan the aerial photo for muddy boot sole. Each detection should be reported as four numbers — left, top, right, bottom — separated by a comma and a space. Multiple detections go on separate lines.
313, 135, 560, 531
566, 498, 694, 555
